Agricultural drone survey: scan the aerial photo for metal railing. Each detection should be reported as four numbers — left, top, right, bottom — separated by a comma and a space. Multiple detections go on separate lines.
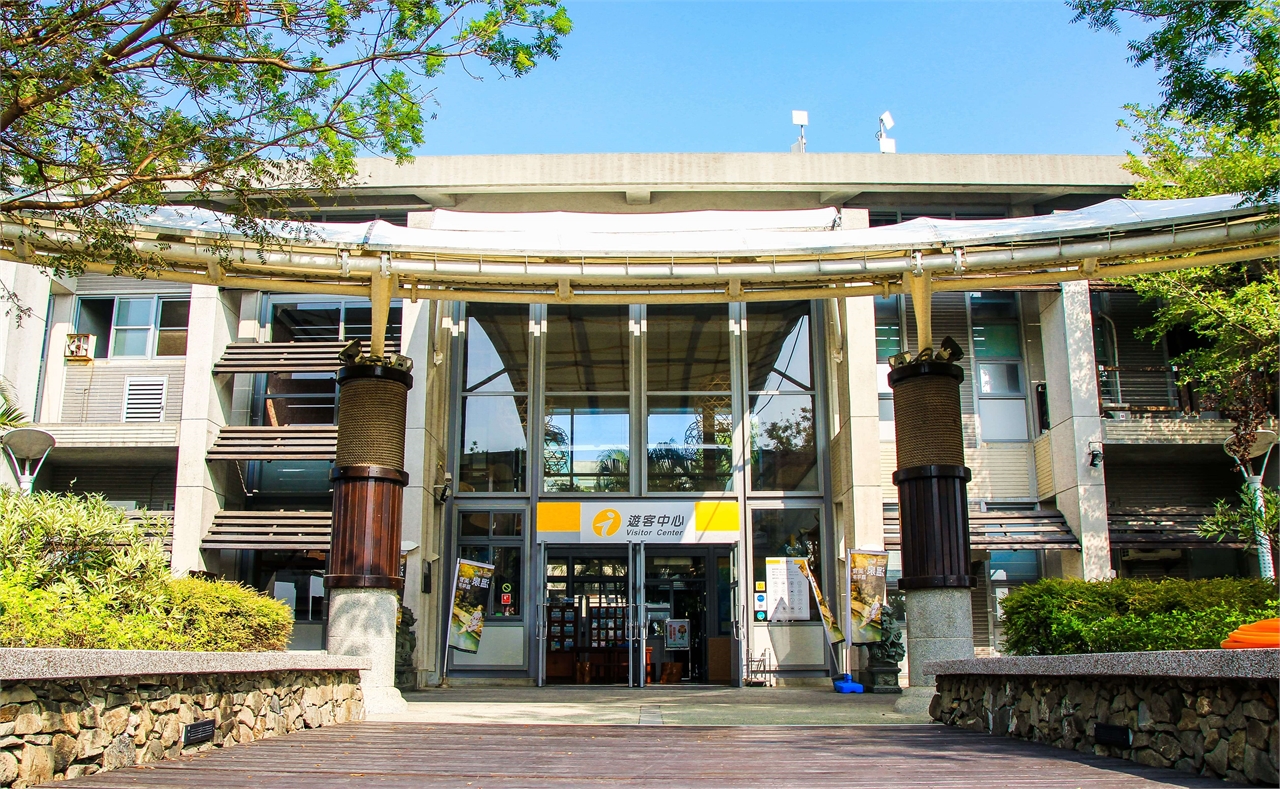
1096, 365, 1184, 414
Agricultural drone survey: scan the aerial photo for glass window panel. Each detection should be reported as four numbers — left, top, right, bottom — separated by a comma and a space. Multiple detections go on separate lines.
272, 302, 341, 342
492, 512, 522, 536
873, 296, 902, 361
460, 512, 489, 538
646, 305, 731, 391
460, 545, 491, 564
543, 395, 629, 492
972, 324, 1021, 358
114, 298, 154, 327
492, 546, 522, 617
749, 393, 818, 491
75, 298, 114, 359
155, 330, 188, 356
256, 460, 333, 494
746, 302, 812, 391
112, 327, 150, 357
978, 363, 1023, 395
978, 398, 1029, 441
878, 398, 895, 422
544, 306, 629, 391
263, 373, 337, 426
647, 394, 733, 492
465, 304, 530, 393
460, 396, 528, 493
989, 551, 1040, 582
158, 299, 190, 329
750, 508, 822, 621
343, 303, 403, 349
970, 292, 1018, 322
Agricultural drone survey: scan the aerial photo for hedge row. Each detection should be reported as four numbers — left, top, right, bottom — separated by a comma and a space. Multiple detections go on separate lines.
0, 489, 291, 651
999, 577, 1278, 655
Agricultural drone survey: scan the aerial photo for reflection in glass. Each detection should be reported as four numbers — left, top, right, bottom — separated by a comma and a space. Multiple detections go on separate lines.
264, 372, 337, 425
543, 395, 629, 492
344, 304, 403, 349
978, 363, 1023, 395
156, 299, 190, 356
257, 460, 333, 495
457, 545, 522, 617
873, 296, 902, 360
460, 396, 528, 492
492, 511, 522, 536
647, 395, 733, 492
751, 508, 822, 621
460, 511, 489, 537
746, 301, 812, 391
750, 393, 817, 491
646, 305, 731, 391
272, 302, 341, 342
465, 304, 529, 392
973, 324, 1020, 358
544, 306, 629, 391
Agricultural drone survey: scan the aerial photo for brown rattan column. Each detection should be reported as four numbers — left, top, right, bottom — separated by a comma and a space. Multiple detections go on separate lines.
887, 356, 976, 695
325, 359, 413, 714
326, 362, 413, 590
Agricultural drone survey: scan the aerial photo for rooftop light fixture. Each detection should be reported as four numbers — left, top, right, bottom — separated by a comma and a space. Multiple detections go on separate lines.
791, 110, 808, 153
877, 111, 896, 154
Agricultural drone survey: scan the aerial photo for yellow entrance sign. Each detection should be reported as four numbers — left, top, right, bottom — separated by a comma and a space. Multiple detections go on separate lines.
536, 501, 741, 544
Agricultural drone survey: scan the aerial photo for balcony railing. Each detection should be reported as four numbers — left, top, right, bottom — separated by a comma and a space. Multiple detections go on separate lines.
1096, 365, 1187, 415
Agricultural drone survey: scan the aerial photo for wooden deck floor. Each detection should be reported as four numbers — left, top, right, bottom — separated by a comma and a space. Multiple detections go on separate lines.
68, 723, 1236, 788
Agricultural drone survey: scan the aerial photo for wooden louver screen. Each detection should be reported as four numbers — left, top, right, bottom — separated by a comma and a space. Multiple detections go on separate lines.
212, 341, 358, 375
204, 511, 332, 551
206, 425, 337, 461
883, 509, 1077, 551
122, 376, 167, 422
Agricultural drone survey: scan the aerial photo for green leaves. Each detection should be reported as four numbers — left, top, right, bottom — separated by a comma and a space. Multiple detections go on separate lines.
1000, 577, 1279, 655
0, 489, 292, 650
1069, 0, 1280, 135
0, 0, 572, 281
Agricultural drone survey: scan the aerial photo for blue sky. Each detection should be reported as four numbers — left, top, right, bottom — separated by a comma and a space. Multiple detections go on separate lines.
416, 1, 1164, 156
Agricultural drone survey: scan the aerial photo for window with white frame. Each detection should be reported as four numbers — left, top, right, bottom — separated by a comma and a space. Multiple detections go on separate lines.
74, 296, 190, 359
970, 292, 1028, 441
873, 296, 902, 441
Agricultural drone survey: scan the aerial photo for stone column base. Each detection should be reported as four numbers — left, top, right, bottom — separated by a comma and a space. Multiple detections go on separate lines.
903, 587, 974, 688
326, 588, 408, 715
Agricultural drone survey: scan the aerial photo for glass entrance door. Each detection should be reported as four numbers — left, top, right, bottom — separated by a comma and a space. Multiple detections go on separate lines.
644, 553, 708, 684
542, 550, 632, 684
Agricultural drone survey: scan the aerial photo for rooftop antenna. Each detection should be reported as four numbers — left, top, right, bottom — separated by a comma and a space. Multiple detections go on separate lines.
791, 110, 808, 153
877, 111, 896, 154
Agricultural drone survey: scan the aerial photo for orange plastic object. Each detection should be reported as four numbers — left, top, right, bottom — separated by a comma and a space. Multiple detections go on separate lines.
1220, 618, 1280, 649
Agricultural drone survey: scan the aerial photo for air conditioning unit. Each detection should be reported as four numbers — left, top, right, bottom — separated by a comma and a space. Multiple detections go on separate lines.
65, 334, 93, 360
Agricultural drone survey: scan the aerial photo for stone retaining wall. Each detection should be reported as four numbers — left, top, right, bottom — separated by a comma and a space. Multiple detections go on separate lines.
927, 651, 1279, 786
0, 650, 368, 788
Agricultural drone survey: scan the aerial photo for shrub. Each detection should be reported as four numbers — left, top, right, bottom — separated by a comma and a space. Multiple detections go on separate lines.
1000, 577, 1278, 655
0, 488, 291, 651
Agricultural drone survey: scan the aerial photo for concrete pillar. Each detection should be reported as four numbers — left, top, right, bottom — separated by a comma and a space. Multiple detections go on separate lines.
171, 285, 236, 575
328, 588, 402, 712
843, 297, 885, 552
399, 299, 430, 688
1039, 282, 1111, 579
36, 292, 74, 426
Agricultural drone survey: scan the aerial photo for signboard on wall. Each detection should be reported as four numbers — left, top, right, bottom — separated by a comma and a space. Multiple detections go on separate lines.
764, 557, 810, 621
664, 619, 691, 649
535, 501, 741, 544
447, 559, 495, 654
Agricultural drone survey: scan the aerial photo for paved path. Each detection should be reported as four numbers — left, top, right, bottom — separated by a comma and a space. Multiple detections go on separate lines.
384, 686, 925, 726
67, 722, 1236, 788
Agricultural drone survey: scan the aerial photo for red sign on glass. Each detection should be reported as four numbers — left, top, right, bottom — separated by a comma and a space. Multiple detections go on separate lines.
501, 593, 512, 605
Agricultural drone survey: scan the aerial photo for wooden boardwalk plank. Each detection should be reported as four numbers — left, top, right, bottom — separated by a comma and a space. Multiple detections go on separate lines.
66, 723, 1236, 788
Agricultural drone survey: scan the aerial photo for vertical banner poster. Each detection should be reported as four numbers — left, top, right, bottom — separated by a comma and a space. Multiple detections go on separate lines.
795, 558, 844, 644
846, 550, 889, 644
448, 558, 495, 654
764, 557, 810, 621
665, 619, 691, 649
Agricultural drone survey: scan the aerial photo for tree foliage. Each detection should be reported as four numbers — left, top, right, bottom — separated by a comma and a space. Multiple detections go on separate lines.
0, 0, 570, 279
1199, 483, 1280, 570
1069, 0, 1280, 135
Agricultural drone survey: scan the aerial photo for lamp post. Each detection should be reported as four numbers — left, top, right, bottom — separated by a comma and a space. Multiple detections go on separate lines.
1225, 430, 1276, 580
1, 428, 55, 495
